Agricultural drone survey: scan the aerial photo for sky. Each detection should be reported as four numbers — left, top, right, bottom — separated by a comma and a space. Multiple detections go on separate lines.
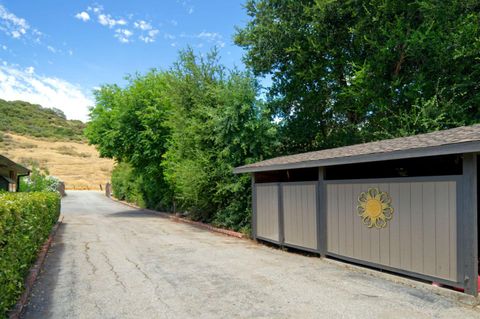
0, 0, 250, 121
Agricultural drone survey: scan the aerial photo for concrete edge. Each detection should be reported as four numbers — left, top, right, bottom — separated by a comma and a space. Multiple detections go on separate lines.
108, 196, 246, 239
8, 215, 64, 319
322, 258, 480, 307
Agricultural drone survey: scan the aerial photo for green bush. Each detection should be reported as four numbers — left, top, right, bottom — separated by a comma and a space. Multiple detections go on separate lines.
19, 165, 61, 193
0, 192, 61, 317
111, 162, 145, 208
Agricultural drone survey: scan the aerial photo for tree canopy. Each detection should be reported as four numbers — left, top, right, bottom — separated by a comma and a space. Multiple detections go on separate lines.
235, 0, 480, 154
86, 49, 276, 231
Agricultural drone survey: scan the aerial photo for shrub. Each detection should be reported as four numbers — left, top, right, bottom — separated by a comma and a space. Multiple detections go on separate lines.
19, 165, 62, 193
0, 192, 61, 317
111, 162, 145, 207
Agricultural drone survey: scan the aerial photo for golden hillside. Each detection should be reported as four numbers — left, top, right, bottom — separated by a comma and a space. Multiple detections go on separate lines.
0, 133, 114, 190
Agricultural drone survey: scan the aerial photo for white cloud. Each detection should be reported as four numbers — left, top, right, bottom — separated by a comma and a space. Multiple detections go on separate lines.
98, 14, 127, 28
139, 29, 159, 43
25, 66, 34, 74
198, 31, 221, 40
0, 62, 93, 121
134, 20, 152, 31
0, 4, 29, 39
81, 5, 131, 42
134, 20, 160, 44
197, 31, 226, 48
114, 28, 133, 43
10, 30, 22, 38
1, 45, 7, 50
80, 5, 163, 44
90, 5, 103, 14
0, 4, 54, 49
32, 28, 42, 43
75, 11, 90, 22
47, 45, 57, 53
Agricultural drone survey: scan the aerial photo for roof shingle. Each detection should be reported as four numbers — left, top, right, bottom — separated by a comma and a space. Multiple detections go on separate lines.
234, 124, 480, 173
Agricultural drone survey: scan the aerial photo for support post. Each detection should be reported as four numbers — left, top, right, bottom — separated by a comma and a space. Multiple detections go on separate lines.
462, 153, 478, 296
278, 183, 285, 246
251, 173, 257, 240
318, 167, 327, 256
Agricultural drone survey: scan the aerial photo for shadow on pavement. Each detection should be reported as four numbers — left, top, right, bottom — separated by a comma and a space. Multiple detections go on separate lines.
21, 223, 67, 319
106, 210, 167, 219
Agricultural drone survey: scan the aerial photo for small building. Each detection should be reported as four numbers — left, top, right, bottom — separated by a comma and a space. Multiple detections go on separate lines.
0, 155, 30, 192
234, 124, 480, 296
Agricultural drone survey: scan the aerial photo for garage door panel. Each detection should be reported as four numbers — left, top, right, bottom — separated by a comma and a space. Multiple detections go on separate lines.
326, 180, 457, 282
399, 183, 412, 270
352, 184, 362, 259
256, 184, 279, 242
282, 183, 317, 250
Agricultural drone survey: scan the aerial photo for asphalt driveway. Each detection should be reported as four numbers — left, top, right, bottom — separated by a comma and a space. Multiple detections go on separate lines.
23, 191, 479, 318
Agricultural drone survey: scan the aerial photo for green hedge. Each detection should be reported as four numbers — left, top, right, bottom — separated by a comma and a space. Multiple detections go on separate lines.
0, 192, 61, 317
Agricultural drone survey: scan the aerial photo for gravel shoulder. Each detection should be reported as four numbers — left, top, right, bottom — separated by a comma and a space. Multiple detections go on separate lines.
22, 191, 480, 318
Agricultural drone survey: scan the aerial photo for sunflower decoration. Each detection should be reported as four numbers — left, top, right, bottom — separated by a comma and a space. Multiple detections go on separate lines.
357, 188, 393, 229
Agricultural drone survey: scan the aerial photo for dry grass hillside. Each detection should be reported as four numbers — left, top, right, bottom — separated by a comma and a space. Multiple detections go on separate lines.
0, 133, 114, 190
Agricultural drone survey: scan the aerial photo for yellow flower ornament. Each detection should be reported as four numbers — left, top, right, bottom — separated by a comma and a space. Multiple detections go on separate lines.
357, 188, 393, 228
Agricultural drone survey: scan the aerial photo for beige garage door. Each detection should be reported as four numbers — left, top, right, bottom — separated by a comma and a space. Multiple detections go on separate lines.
282, 183, 318, 250
326, 180, 457, 282
255, 184, 279, 242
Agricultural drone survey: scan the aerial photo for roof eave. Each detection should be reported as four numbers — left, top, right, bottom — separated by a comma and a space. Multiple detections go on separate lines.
0, 155, 31, 175
233, 140, 480, 174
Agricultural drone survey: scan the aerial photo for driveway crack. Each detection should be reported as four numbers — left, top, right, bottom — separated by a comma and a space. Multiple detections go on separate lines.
125, 256, 151, 281
100, 251, 126, 291
84, 242, 97, 275
124, 257, 172, 317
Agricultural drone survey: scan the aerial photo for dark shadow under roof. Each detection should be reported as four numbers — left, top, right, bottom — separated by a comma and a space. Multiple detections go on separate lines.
0, 155, 30, 175
234, 124, 480, 173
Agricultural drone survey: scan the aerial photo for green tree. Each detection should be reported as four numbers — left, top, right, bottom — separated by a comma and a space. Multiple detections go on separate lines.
86, 49, 277, 232
85, 71, 173, 209
163, 48, 277, 231
235, 0, 480, 153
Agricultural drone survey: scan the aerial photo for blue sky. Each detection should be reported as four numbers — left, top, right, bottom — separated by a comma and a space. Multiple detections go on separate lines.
0, 1, 250, 121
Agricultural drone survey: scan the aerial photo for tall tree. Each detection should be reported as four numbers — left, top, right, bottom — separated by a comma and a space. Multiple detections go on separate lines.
163, 49, 277, 230
235, 0, 480, 153
86, 49, 277, 232
85, 71, 173, 209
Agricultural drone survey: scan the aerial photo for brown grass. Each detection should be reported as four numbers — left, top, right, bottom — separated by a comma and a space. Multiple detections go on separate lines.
0, 133, 114, 190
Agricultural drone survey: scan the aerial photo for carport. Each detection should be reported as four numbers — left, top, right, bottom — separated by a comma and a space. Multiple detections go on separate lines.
234, 125, 480, 296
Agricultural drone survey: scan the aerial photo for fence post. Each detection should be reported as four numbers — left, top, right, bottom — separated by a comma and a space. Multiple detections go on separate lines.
105, 183, 112, 198
57, 181, 66, 197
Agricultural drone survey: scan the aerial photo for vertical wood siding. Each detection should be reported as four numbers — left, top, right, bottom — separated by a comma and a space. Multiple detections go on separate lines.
327, 181, 457, 282
255, 184, 279, 242
282, 183, 318, 250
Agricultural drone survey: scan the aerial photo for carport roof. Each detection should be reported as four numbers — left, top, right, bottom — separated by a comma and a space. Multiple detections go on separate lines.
0, 155, 30, 175
234, 124, 480, 173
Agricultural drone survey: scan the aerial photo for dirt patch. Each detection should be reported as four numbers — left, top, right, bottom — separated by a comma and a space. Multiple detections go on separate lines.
0, 134, 114, 189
